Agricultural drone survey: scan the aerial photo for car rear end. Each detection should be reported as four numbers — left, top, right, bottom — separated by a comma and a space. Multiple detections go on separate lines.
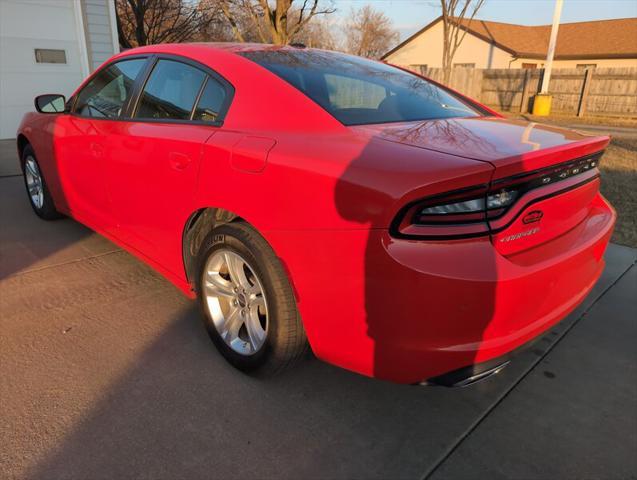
365, 122, 615, 384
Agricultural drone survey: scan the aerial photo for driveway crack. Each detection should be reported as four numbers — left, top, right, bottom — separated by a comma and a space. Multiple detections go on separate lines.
7, 249, 122, 278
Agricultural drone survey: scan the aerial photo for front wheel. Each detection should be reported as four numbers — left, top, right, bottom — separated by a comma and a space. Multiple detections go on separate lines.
196, 222, 308, 376
21, 145, 62, 220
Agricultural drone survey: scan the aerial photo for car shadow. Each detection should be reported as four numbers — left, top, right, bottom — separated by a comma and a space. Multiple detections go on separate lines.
24, 300, 516, 480
0, 135, 116, 281
0, 175, 114, 280
333, 120, 498, 384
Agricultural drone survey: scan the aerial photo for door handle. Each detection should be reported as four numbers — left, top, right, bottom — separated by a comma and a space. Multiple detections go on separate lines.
89, 142, 103, 157
169, 152, 191, 170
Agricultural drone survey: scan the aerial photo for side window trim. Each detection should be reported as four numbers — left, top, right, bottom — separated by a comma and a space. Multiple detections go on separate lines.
190, 76, 210, 121
121, 55, 159, 119
126, 53, 235, 127
198, 74, 235, 125
70, 55, 150, 119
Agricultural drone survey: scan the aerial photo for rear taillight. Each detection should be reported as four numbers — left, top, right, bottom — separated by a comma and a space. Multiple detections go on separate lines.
415, 188, 517, 223
392, 153, 601, 239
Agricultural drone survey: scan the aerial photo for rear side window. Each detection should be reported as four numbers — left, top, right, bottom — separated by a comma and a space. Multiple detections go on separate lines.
74, 58, 146, 118
240, 50, 479, 126
192, 78, 227, 122
135, 59, 206, 120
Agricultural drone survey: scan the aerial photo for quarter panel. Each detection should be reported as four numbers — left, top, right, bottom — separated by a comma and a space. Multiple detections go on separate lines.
196, 131, 494, 232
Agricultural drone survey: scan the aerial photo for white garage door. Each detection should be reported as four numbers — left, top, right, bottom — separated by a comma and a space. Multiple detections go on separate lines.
0, 0, 87, 139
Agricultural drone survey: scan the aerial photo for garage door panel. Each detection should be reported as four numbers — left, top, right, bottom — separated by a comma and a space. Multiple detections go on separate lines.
0, 0, 77, 41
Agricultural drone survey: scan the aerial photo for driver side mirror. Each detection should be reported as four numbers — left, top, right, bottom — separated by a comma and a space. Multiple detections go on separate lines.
34, 94, 67, 114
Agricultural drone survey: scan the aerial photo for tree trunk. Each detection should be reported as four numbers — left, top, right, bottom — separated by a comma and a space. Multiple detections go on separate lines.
133, 2, 147, 46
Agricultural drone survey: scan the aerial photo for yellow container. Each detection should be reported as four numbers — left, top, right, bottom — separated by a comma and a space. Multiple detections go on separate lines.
532, 94, 552, 116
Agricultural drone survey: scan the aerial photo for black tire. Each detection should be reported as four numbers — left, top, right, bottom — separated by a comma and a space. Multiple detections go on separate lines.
196, 221, 308, 376
21, 145, 63, 220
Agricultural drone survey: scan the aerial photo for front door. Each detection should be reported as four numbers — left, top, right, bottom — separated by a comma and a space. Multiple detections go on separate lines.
56, 57, 147, 230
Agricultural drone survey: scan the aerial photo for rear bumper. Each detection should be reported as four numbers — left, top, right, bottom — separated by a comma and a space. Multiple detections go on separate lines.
265, 193, 615, 384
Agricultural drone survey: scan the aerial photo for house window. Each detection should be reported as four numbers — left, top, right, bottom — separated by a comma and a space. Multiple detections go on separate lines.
410, 64, 428, 75
522, 63, 537, 69
576, 64, 597, 69
453, 63, 475, 68
35, 49, 67, 64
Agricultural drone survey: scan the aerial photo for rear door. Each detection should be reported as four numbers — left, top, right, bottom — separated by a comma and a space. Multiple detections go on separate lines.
98, 56, 233, 277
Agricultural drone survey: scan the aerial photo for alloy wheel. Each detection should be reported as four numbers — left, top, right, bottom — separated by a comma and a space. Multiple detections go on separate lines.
24, 156, 44, 209
202, 249, 269, 355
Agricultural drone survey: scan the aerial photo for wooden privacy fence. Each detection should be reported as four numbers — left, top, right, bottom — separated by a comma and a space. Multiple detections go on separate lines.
403, 66, 637, 118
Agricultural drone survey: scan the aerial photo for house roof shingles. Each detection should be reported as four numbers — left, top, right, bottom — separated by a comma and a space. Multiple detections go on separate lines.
383, 17, 637, 60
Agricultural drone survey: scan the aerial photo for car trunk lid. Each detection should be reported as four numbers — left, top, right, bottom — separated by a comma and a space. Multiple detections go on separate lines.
351, 116, 608, 168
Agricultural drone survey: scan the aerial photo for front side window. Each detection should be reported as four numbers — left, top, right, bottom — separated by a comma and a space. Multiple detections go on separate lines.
74, 58, 146, 118
240, 50, 479, 126
135, 59, 206, 120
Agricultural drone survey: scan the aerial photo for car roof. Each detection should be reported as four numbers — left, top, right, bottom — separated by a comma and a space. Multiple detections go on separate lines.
188, 42, 303, 53
119, 42, 316, 56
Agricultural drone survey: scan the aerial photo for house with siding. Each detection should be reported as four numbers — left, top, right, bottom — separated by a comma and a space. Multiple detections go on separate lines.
0, 0, 119, 139
382, 16, 637, 73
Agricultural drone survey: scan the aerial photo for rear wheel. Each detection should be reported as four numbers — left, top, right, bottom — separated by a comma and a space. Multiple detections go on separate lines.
196, 222, 308, 376
21, 145, 62, 220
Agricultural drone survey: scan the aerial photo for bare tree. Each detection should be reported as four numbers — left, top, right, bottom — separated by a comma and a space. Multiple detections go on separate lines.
290, 15, 338, 49
216, 0, 335, 45
116, 0, 219, 48
344, 5, 398, 59
440, 0, 485, 83
197, 0, 238, 42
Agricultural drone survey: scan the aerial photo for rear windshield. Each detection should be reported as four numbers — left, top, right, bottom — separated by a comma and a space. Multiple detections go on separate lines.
239, 49, 480, 126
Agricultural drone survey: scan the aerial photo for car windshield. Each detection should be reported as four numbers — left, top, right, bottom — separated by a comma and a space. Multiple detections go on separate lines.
239, 49, 480, 126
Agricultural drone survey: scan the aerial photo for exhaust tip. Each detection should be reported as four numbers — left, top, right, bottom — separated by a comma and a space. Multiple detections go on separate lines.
422, 360, 510, 387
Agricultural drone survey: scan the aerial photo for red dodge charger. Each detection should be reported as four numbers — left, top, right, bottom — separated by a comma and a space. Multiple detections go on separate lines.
17, 44, 615, 385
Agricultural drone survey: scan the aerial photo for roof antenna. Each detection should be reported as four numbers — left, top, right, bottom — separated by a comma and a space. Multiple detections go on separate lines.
289, 42, 306, 48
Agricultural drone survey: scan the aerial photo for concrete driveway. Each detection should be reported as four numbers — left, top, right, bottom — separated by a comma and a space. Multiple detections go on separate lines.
1, 140, 636, 479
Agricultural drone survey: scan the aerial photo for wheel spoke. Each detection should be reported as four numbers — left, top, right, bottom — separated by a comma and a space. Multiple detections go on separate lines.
224, 251, 249, 289
245, 309, 265, 351
25, 160, 37, 178
246, 283, 261, 296
221, 306, 242, 342
204, 273, 234, 298
250, 295, 266, 311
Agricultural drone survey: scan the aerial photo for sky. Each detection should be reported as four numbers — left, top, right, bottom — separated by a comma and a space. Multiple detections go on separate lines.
331, 0, 637, 40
